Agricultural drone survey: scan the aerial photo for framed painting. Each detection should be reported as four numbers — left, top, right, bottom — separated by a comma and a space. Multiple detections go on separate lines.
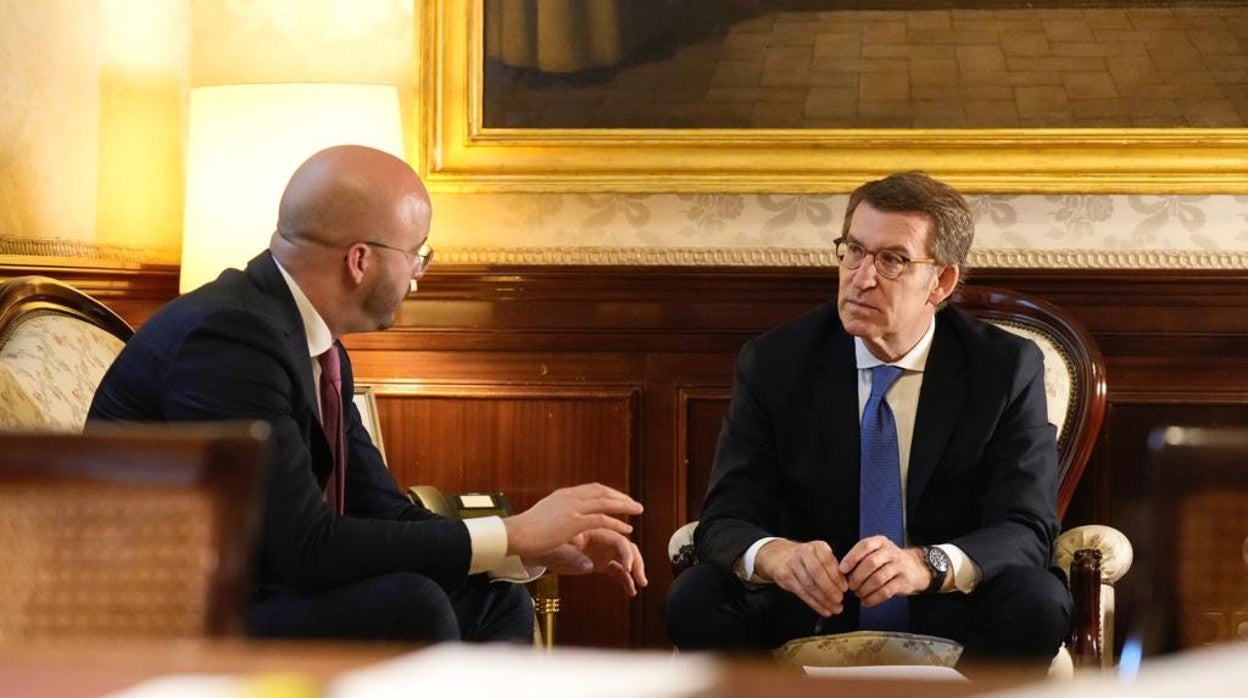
417, 0, 1248, 192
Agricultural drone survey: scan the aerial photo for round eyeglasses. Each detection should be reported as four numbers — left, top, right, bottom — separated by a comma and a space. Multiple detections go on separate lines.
833, 237, 938, 280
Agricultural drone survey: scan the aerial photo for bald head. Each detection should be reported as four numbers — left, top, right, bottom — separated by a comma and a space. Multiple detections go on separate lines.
274, 145, 430, 254
269, 145, 432, 337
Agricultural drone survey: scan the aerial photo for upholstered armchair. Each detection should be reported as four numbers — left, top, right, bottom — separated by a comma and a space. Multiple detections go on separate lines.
0, 275, 133, 432
668, 285, 1132, 674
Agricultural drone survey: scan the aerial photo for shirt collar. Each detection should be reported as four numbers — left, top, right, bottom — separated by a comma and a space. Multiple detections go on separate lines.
854, 315, 937, 373
274, 258, 334, 359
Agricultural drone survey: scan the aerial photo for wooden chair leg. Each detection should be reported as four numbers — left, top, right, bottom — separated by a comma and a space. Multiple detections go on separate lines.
1069, 548, 1103, 668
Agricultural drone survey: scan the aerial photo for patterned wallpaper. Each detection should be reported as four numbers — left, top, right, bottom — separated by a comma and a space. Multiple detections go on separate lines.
1, 1, 1246, 269
431, 191, 1248, 268
0, 0, 187, 264
1, 0, 108, 258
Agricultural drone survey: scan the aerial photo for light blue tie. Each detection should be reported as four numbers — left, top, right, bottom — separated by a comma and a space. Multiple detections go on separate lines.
858, 364, 908, 631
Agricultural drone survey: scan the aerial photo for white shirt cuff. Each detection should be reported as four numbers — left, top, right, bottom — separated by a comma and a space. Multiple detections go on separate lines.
936, 543, 982, 593
738, 536, 781, 583
463, 515, 543, 582
490, 556, 545, 583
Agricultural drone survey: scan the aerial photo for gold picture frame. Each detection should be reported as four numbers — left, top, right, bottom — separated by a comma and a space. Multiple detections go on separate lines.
418, 0, 1248, 193
353, 384, 387, 466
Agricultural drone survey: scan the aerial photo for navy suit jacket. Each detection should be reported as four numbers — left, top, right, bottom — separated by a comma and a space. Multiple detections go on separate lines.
695, 300, 1060, 586
89, 251, 471, 594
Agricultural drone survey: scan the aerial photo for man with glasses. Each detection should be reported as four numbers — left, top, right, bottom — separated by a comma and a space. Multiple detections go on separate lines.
667, 171, 1068, 671
90, 145, 647, 643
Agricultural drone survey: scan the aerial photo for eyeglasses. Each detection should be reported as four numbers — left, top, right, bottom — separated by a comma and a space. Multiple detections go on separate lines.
363, 240, 434, 277
833, 237, 938, 280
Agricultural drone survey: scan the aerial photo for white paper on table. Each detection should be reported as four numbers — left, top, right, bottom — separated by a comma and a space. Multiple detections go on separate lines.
329, 644, 719, 698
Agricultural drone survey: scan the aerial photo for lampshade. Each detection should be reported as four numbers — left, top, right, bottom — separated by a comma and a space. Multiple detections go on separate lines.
180, 83, 404, 294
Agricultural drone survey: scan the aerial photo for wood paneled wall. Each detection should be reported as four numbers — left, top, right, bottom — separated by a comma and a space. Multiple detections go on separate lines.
346, 265, 1248, 651
8, 261, 1247, 651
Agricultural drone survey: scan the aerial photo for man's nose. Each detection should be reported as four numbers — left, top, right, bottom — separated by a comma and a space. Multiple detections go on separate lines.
852, 255, 880, 287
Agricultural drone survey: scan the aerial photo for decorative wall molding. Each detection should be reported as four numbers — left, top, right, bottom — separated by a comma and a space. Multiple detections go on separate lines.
437, 246, 1248, 270
0, 240, 178, 265
5, 243, 1246, 270
438, 246, 837, 267
367, 380, 644, 402
968, 248, 1248, 270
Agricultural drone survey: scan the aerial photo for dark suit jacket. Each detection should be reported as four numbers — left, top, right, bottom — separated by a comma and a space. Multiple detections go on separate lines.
695, 300, 1060, 586
89, 252, 471, 594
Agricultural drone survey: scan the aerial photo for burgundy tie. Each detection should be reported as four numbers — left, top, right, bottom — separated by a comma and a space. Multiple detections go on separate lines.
319, 344, 346, 514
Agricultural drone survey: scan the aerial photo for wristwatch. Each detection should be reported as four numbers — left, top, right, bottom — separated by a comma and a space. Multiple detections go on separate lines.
920, 546, 951, 594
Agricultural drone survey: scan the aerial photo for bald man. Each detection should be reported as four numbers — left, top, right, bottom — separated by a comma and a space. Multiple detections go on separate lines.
89, 146, 647, 643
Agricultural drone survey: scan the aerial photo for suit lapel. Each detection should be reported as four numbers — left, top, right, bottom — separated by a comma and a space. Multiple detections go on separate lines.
907, 311, 966, 519
245, 252, 330, 479
247, 252, 319, 414
816, 321, 861, 515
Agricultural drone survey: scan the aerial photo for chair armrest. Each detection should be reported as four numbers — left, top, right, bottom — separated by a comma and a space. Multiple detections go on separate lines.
1054, 525, 1134, 669
407, 485, 455, 518
407, 484, 558, 649
1054, 525, 1134, 584
669, 521, 699, 577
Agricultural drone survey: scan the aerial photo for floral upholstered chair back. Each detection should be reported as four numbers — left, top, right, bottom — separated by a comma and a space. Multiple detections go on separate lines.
0, 276, 133, 431
951, 285, 1107, 516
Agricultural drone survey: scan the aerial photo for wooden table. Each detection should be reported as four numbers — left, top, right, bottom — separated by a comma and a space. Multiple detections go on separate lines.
0, 640, 1049, 698
0, 639, 409, 697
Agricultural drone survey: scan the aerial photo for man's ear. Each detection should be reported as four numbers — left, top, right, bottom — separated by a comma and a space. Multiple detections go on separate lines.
345, 243, 369, 286
928, 264, 960, 306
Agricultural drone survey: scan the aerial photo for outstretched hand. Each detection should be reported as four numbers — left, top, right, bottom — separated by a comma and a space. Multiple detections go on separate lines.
531, 528, 648, 596
502, 483, 643, 560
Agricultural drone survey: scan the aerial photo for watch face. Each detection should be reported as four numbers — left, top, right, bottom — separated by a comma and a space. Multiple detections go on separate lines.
926, 547, 950, 572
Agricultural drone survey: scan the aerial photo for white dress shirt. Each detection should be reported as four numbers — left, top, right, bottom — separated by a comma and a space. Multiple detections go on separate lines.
737, 317, 983, 593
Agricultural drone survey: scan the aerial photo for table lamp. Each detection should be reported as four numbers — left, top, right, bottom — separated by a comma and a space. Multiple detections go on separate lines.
180, 83, 404, 294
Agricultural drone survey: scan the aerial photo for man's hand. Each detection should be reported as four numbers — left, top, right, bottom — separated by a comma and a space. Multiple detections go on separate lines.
502, 483, 643, 559
838, 536, 931, 607
529, 529, 648, 596
754, 539, 848, 617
